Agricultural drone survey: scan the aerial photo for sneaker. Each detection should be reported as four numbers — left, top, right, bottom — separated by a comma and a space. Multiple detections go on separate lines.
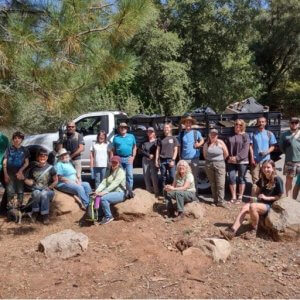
42, 214, 50, 225
216, 202, 228, 209
220, 227, 236, 240
100, 217, 114, 225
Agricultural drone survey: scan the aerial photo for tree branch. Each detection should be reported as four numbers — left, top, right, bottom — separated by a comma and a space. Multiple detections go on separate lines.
89, 3, 113, 11
75, 22, 115, 38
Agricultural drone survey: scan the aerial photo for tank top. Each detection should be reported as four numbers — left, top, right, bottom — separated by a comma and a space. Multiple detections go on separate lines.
206, 143, 224, 162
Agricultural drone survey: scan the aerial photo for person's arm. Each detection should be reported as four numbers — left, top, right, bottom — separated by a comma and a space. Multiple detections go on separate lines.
129, 144, 137, 164
168, 178, 191, 191
220, 140, 229, 160
279, 133, 286, 153
141, 142, 150, 158
70, 144, 84, 160
203, 143, 208, 160
48, 174, 58, 190
249, 145, 256, 165
2, 157, 10, 183
99, 169, 125, 194
258, 193, 281, 202
194, 132, 204, 148
236, 134, 250, 162
155, 145, 160, 168
169, 146, 178, 167
90, 149, 95, 169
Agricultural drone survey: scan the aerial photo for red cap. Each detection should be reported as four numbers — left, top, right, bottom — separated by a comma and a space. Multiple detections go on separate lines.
111, 155, 121, 163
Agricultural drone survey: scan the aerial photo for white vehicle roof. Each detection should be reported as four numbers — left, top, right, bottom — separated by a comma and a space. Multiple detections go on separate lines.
73, 111, 127, 121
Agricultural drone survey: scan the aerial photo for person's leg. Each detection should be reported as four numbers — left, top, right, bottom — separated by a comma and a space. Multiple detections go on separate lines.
285, 175, 294, 197
15, 178, 24, 206
165, 191, 176, 216
143, 157, 154, 193
94, 167, 101, 189
31, 190, 42, 213
249, 203, 268, 229
293, 176, 300, 200
39, 190, 55, 215
160, 160, 167, 190
250, 164, 260, 196
228, 164, 237, 202
100, 192, 125, 219
190, 158, 199, 195
205, 162, 217, 203
149, 160, 160, 197
214, 161, 226, 204
72, 159, 82, 180
81, 182, 92, 207
237, 164, 247, 202
99, 167, 107, 183
169, 162, 176, 185
231, 203, 250, 232
58, 182, 89, 208
122, 157, 134, 190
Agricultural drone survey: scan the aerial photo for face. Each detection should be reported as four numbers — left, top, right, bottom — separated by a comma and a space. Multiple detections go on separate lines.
234, 122, 243, 133
37, 153, 48, 164
257, 118, 266, 129
98, 133, 106, 142
290, 120, 299, 131
184, 120, 193, 130
262, 163, 274, 177
12, 136, 23, 147
209, 132, 218, 140
178, 164, 186, 174
67, 122, 76, 134
60, 153, 70, 162
147, 130, 155, 139
111, 160, 119, 170
119, 126, 127, 135
164, 124, 171, 136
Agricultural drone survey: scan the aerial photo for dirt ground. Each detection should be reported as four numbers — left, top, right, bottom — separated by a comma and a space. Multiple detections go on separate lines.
0, 191, 299, 299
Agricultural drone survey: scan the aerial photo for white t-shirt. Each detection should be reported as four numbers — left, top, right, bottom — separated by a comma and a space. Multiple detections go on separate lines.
90, 143, 109, 168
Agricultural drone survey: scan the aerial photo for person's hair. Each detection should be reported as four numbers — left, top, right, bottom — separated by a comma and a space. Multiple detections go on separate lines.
163, 122, 172, 135
175, 160, 191, 179
12, 131, 25, 140
37, 148, 48, 157
234, 119, 246, 133
96, 130, 107, 143
257, 116, 266, 124
260, 159, 277, 189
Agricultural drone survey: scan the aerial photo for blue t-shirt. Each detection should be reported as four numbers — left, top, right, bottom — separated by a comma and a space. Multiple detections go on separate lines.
250, 129, 277, 163
55, 161, 77, 186
113, 133, 136, 157
179, 130, 203, 160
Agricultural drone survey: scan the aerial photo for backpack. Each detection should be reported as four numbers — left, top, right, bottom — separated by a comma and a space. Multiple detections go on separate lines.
85, 195, 100, 223
179, 130, 199, 156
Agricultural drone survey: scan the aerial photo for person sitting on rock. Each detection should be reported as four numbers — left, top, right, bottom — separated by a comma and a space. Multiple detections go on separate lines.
164, 160, 197, 220
95, 155, 126, 225
25, 148, 58, 225
55, 148, 92, 209
220, 159, 283, 240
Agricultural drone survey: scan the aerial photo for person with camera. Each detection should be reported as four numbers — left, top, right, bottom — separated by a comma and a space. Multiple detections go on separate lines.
280, 117, 300, 197
249, 117, 277, 195
95, 155, 126, 225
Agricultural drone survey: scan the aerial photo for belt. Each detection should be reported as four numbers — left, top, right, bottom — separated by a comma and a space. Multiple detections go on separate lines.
120, 155, 131, 158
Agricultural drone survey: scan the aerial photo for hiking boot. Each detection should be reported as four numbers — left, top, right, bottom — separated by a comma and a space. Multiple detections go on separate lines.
42, 214, 50, 225
174, 212, 185, 222
220, 227, 236, 240
216, 201, 228, 209
100, 217, 114, 225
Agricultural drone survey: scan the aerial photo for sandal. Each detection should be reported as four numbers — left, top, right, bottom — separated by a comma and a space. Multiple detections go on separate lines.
236, 197, 243, 204
230, 199, 237, 204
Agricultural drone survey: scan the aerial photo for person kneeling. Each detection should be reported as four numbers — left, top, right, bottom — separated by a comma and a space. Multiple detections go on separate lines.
164, 160, 196, 220
25, 149, 58, 225
221, 159, 283, 240
95, 156, 126, 225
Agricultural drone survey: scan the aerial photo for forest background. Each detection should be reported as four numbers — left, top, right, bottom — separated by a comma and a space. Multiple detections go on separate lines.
0, 0, 299, 133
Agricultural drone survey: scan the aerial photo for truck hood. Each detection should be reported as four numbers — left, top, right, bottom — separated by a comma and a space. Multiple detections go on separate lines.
23, 132, 59, 151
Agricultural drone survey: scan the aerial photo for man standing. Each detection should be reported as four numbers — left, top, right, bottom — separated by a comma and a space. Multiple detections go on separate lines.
179, 116, 204, 195
58, 121, 85, 179
111, 122, 136, 190
280, 117, 300, 197
0, 131, 9, 213
249, 117, 277, 195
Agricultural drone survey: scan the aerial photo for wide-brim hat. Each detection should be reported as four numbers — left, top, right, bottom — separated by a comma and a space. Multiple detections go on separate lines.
56, 148, 70, 158
180, 115, 197, 125
119, 122, 129, 128
111, 155, 121, 164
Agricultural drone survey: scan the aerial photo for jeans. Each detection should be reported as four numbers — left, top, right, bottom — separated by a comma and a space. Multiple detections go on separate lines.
31, 189, 55, 215
160, 158, 176, 190
142, 157, 159, 196
6, 172, 24, 209
227, 163, 248, 185
93, 167, 107, 189
205, 161, 226, 203
165, 190, 195, 213
99, 191, 125, 219
57, 181, 92, 208
120, 157, 133, 190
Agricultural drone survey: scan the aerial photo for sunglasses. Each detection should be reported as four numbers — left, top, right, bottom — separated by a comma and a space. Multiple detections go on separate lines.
235, 124, 242, 127
291, 121, 299, 124
39, 154, 48, 157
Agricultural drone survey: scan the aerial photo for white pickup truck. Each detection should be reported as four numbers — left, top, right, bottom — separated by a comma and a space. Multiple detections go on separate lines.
23, 111, 127, 170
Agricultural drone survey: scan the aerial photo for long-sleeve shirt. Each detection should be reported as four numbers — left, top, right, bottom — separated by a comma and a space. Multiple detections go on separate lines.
141, 140, 157, 159
227, 133, 250, 163
95, 167, 126, 194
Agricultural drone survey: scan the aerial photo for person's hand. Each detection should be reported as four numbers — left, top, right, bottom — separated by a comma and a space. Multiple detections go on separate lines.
128, 156, 134, 164
4, 174, 10, 184
164, 185, 173, 192
95, 191, 107, 197
194, 141, 201, 148
76, 179, 81, 185
228, 156, 236, 163
155, 161, 159, 168
258, 194, 266, 200
16, 171, 24, 180
250, 158, 256, 166
169, 160, 175, 167
149, 154, 154, 160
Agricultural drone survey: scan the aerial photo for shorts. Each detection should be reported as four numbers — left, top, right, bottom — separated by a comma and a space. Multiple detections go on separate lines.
296, 174, 300, 186
283, 161, 300, 177
258, 202, 271, 215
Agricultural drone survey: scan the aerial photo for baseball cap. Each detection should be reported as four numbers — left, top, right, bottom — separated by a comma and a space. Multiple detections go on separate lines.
110, 155, 121, 164
210, 128, 218, 134
147, 127, 155, 132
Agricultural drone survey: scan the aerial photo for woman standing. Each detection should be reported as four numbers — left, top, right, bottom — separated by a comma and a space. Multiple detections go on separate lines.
95, 155, 126, 225
203, 129, 229, 207
90, 131, 109, 189
226, 119, 250, 204
141, 127, 159, 197
155, 123, 179, 191
220, 160, 283, 240
164, 160, 196, 219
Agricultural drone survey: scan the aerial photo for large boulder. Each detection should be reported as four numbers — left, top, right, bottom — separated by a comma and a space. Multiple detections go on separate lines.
265, 197, 300, 241
39, 229, 88, 259
184, 202, 205, 219
51, 191, 83, 216
114, 189, 156, 221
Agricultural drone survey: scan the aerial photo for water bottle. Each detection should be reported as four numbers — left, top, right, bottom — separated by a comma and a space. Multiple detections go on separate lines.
94, 196, 101, 209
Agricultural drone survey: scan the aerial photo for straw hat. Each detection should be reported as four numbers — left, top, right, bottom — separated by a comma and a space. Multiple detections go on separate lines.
56, 148, 70, 158
180, 115, 197, 125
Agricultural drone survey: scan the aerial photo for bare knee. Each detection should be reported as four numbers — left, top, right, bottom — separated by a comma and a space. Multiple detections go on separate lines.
240, 203, 250, 213
249, 203, 257, 214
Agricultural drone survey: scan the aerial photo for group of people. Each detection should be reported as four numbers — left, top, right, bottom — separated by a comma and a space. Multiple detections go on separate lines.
0, 115, 299, 238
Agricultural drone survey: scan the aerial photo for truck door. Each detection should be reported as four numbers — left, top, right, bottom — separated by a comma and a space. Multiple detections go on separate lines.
75, 115, 109, 171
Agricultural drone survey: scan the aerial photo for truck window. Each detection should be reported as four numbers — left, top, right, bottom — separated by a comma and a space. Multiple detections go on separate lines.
76, 116, 106, 136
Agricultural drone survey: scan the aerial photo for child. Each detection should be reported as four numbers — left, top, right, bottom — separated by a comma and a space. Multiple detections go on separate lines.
3, 131, 29, 215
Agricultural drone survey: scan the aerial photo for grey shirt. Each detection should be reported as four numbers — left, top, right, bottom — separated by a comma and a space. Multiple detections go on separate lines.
62, 132, 85, 161
226, 133, 250, 164
205, 143, 224, 162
